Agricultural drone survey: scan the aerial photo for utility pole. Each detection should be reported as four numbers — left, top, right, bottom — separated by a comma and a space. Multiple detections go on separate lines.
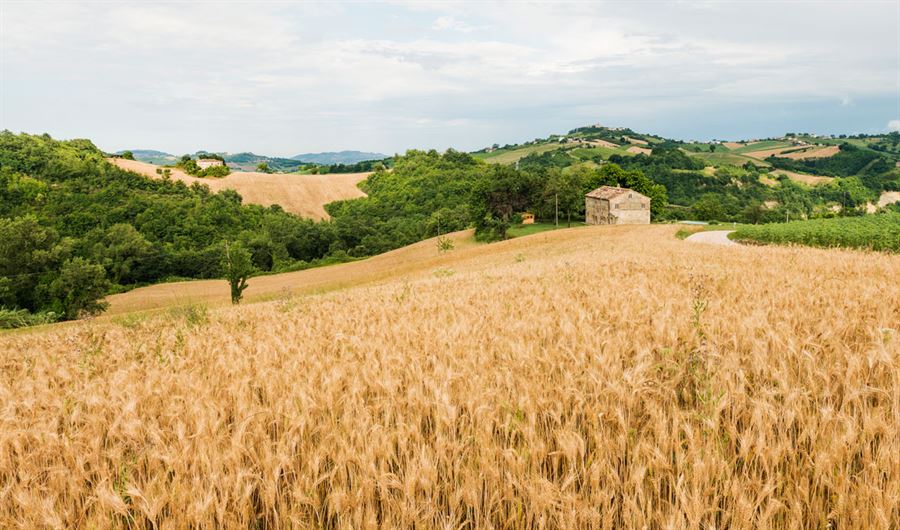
555, 193, 559, 228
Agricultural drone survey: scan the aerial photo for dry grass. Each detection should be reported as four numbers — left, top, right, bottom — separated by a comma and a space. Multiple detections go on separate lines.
626, 146, 652, 155
781, 145, 840, 160
868, 191, 900, 213
587, 139, 620, 148
2, 225, 899, 528
770, 169, 834, 186
743, 145, 839, 161
107, 158, 369, 220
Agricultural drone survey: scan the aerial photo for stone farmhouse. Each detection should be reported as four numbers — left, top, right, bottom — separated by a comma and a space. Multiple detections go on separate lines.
196, 158, 224, 170
585, 186, 650, 225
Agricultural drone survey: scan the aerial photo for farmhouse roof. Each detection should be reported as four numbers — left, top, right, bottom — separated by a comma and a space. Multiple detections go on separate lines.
586, 186, 643, 200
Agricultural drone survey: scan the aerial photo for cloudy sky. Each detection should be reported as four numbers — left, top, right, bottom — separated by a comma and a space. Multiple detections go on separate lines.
1, 1, 898, 156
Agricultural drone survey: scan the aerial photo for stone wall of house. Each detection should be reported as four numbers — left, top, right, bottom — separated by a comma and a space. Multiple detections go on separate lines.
585, 197, 610, 225
608, 195, 650, 224
610, 208, 650, 224
585, 195, 651, 225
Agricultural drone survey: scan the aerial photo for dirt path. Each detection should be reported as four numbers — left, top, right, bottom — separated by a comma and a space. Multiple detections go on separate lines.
685, 230, 737, 246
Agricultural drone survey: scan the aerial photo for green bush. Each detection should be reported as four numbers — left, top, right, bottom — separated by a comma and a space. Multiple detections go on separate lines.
0, 308, 59, 329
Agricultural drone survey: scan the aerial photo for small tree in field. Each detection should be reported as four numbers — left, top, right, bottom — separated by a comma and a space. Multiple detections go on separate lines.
221, 242, 253, 304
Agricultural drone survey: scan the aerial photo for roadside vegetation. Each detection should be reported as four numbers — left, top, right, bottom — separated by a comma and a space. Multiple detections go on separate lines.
731, 212, 900, 252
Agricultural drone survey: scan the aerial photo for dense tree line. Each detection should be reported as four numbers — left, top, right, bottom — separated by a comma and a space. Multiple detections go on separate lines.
0, 132, 338, 325
317, 158, 392, 174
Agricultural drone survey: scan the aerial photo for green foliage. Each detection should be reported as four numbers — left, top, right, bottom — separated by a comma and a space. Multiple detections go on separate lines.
317, 158, 392, 174
471, 163, 541, 240
0, 131, 340, 324
768, 144, 898, 193
121, 150, 135, 160
256, 162, 271, 173
199, 165, 230, 178
176, 156, 231, 177
691, 194, 728, 221
326, 149, 482, 253
221, 241, 254, 304
436, 235, 454, 252
49, 257, 110, 319
0, 308, 59, 329
731, 213, 900, 252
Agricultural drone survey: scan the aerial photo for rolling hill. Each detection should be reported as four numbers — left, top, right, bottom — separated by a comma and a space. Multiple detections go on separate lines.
107, 158, 368, 220
117, 149, 388, 171
291, 150, 388, 164
114, 149, 177, 165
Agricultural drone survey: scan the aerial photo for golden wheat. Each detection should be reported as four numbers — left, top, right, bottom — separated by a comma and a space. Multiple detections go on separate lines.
1, 226, 898, 528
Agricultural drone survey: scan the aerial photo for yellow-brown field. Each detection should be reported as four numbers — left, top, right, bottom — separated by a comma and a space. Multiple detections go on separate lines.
743, 145, 839, 162
770, 169, 834, 186
2, 225, 899, 528
107, 158, 369, 220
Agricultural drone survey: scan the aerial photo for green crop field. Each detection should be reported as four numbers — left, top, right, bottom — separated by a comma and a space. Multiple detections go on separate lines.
569, 146, 634, 160
731, 214, 900, 252
729, 140, 792, 154
686, 151, 767, 168
475, 143, 566, 164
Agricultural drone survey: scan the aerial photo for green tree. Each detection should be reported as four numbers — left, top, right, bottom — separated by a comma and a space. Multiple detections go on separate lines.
94, 223, 153, 284
121, 150, 135, 160
221, 241, 253, 304
49, 257, 109, 319
256, 162, 271, 173
587, 163, 668, 218
0, 215, 70, 311
691, 193, 726, 221
543, 167, 585, 226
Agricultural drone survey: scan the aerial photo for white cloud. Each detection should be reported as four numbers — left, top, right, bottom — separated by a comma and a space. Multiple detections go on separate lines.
1, 1, 898, 154
431, 16, 477, 33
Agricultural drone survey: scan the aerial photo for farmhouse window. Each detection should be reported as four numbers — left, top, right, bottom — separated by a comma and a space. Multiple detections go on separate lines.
615, 204, 619, 209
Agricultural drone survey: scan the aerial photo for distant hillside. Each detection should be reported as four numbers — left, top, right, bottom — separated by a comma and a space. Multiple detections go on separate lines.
292, 151, 388, 165
218, 152, 301, 173
115, 149, 177, 165
470, 124, 900, 217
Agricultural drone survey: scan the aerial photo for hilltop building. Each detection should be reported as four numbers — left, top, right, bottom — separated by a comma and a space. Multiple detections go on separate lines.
585, 186, 650, 225
197, 158, 224, 169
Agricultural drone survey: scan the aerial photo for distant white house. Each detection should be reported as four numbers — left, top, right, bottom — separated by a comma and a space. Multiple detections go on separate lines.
197, 158, 224, 169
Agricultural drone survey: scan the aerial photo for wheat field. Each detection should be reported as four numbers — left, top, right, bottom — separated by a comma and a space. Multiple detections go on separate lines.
107, 158, 369, 220
1, 226, 898, 528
